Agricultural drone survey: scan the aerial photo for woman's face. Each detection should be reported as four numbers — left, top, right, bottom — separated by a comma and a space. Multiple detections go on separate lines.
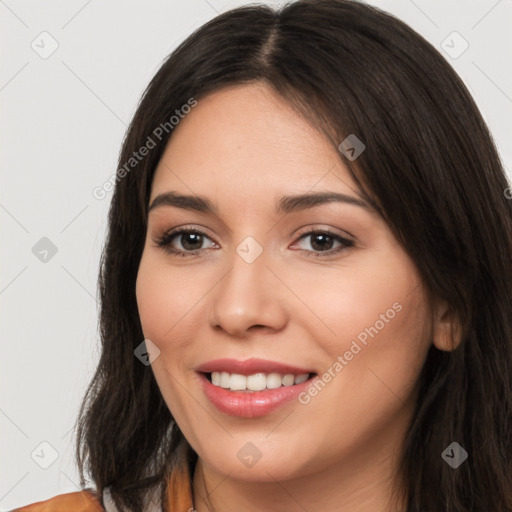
136, 82, 433, 483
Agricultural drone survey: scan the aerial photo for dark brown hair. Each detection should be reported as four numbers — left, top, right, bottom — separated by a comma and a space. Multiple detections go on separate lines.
76, 1, 512, 510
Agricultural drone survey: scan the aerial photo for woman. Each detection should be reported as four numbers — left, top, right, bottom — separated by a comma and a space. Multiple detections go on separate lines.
15, 0, 512, 510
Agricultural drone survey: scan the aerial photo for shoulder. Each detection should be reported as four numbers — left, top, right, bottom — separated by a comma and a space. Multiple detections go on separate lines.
12, 490, 104, 512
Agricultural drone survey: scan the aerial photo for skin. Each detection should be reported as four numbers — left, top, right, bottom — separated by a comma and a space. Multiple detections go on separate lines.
135, 82, 457, 512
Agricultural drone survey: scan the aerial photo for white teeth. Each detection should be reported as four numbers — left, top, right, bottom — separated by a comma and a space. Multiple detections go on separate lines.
246, 373, 267, 391
229, 373, 246, 390
294, 373, 309, 384
209, 371, 311, 391
267, 372, 283, 389
219, 371, 231, 388
282, 374, 295, 386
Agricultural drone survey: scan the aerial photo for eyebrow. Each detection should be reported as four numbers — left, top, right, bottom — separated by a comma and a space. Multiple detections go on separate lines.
148, 191, 369, 216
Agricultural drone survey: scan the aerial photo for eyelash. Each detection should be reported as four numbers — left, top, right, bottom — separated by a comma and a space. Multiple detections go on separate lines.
152, 226, 354, 258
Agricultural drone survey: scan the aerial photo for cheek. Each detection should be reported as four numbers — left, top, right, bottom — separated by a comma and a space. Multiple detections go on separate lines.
301, 245, 431, 384
340, 275, 429, 393
135, 255, 197, 416
297, 269, 430, 457
135, 260, 167, 342
296, 262, 421, 354
135, 253, 199, 347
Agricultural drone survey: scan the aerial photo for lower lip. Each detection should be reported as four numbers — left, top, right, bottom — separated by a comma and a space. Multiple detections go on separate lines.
198, 372, 315, 418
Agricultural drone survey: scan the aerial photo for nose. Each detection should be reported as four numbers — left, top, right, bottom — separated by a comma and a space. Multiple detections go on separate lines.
209, 243, 288, 339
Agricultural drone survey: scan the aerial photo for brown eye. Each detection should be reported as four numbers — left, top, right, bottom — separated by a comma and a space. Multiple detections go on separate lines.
292, 230, 354, 258
153, 228, 216, 257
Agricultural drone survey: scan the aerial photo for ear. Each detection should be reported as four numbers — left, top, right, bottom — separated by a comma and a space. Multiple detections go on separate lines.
432, 299, 462, 352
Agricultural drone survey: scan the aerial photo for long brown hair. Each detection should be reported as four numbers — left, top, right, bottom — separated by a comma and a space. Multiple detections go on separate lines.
76, 1, 512, 510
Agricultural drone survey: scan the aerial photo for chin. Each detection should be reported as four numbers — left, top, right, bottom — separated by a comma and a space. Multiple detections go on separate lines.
197, 440, 316, 482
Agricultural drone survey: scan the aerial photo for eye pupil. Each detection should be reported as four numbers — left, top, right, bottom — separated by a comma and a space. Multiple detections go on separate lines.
181, 233, 203, 251
311, 233, 334, 251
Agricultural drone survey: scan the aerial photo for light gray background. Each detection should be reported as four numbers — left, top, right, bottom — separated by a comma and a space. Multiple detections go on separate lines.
1, 0, 511, 508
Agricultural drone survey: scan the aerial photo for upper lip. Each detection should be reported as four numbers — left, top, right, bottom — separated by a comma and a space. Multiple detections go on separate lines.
196, 358, 315, 376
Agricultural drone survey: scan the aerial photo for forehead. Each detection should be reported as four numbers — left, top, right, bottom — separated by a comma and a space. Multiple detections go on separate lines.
150, 83, 360, 206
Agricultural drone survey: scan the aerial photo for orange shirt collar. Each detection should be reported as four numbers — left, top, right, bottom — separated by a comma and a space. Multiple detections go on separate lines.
165, 438, 195, 511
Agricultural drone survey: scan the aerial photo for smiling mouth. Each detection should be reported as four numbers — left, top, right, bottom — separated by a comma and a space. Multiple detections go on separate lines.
202, 371, 317, 392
